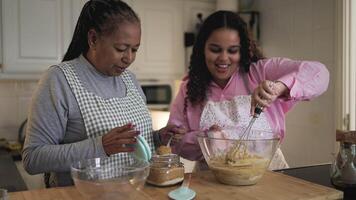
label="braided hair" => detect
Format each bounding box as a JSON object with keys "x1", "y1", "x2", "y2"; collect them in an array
[
  {"x1": 62, "y1": 0, "x2": 139, "y2": 61},
  {"x1": 184, "y1": 10, "x2": 264, "y2": 112}
]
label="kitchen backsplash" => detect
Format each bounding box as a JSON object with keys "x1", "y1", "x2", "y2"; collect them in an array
[{"x1": 0, "y1": 80, "x2": 38, "y2": 141}]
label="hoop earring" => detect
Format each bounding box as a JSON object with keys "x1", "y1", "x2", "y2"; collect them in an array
[{"x1": 90, "y1": 42, "x2": 96, "y2": 50}]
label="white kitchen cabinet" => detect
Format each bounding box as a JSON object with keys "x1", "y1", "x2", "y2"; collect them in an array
[
  {"x1": 130, "y1": 0, "x2": 185, "y2": 80},
  {"x1": 0, "y1": 0, "x2": 193, "y2": 80},
  {"x1": 1, "y1": 0, "x2": 83, "y2": 74}
]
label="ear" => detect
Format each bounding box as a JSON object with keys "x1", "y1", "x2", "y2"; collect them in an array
[{"x1": 87, "y1": 29, "x2": 98, "y2": 49}]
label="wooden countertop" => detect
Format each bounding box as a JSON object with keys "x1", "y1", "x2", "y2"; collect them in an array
[{"x1": 9, "y1": 171, "x2": 343, "y2": 200}]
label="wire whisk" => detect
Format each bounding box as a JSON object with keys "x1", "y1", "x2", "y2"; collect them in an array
[{"x1": 226, "y1": 105, "x2": 263, "y2": 162}]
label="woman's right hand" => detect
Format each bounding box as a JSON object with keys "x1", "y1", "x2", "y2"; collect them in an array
[
  {"x1": 102, "y1": 123, "x2": 140, "y2": 156},
  {"x1": 251, "y1": 80, "x2": 288, "y2": 115},
  {"x1": 158, "y1": 124, "x2": 187, "y2": 145}
]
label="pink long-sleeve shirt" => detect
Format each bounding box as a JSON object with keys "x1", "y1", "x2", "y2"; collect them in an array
[{"x1": 168, "y1": 57, "x2": 329, "y2": 161}]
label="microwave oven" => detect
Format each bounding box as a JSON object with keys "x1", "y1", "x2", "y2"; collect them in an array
[{"x1": 140, "y1": 80, "x2": 174, "y2": 111}]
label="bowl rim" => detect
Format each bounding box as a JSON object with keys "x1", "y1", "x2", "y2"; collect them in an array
[
  {"x1": 70, "y1": 157, "x2": 150, "y2": 173},
  {"x1": 196, "y1": 130, "x2": 280, "y2": 142}
]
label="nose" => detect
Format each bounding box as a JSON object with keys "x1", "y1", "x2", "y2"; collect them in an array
[
  {"x1": 122, "y1": 49, "x2": 134, "y2": 64},
  {"x1": 217, "y1": 51, "x2": 229, "y2": 61}
]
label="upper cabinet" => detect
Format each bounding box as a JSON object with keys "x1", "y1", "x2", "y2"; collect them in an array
[
  {"x1": 0, "y1": 0, "x2": 214, "y2": 80},
  {"x1": 1, "y1": 0, "x2": 84, "y2": 74},
  {"x1": 130, "y1": 0, "x2": 185, "y2": 79}
]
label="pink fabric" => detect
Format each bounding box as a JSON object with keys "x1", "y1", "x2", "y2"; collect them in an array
[{"x1": 168, "y1": 57, "x2": 329, "y2": 161}]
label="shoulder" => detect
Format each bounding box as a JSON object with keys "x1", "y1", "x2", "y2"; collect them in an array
[
  {"x1": 251, "y1": 57, "x2": 327, "y2": 69},
  {"x1": 41, "y1": 65, "x2": 67, "y2": 83},
  {"x1": 250, "y1": 57, "x2": 284, "y2": 69},
  {"x1": 37, "y1": 64, "x2": 72, "y2": 95}
]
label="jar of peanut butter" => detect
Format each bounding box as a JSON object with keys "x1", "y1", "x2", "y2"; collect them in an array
[{"x1": 146, "y1": 154, "x2": 184, "y2": 186}]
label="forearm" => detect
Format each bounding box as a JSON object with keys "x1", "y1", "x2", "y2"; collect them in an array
[
  {"x1": 22, "y1": 136, "x2": 106, "y2": 174},
  {"x1": 265, "y1": 58, "x2": 330, "y2": 100},
  {"x1": 273, "y1": 81, "x2": 289, "y2": 98}
]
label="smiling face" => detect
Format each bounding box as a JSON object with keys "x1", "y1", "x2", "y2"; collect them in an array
[
  {"x1": 86, "y1": 22, "x2": 141, "y2": 76},
  {"x1": 204, "y1": 28, "x2": 241, "y2": 87}
]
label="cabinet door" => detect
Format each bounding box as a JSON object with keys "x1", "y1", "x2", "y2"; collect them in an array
[
  {"x1": 131, "y1": 0, "x2": 185, "y2": 80},
  {"x1": 1, "y1": 0, "x2": 73, "y2": 73}
]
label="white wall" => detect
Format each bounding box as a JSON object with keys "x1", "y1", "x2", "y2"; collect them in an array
[
  {"x1": 257, "y1": 0, "x2": 336, "y2": 167},
  {"x1": 0, "y1": 80, "x2": 37, "y2": 140}
]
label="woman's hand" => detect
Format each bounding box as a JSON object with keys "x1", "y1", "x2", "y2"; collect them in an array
[
  {"x1": 102, "y1": 123, "x2": 139, "y2": 156},
  {"x1": 207, "y1": 125, "x2": 227, "y2": 138},
  {"x1": 158, "y1": 124, "x2": 187, "y2": 145},
  {"x1": 251, "y1": 80, "x2": 288, "y2": 115}
]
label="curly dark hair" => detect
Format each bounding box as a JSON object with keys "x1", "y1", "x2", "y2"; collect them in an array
[
  {"x1": 184, "y1": 10, "x2": 264, "y2": 112},
  {"x1": 62, "y1": 0, "x2": 140, "y2": 61}
]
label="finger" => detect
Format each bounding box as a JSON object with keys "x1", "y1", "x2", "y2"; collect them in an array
[
  {"x1": 158, "y1": 124, "x2": 175, "y2": 135},
  {"x1": 102, "y1": 130, "x2": 139, "y2": 146},
  {"x1": 111, "y1": 123, "x2": 136, "y2": 133},
  {"x1": 105, "y1": 130, "x2": 139, "y2": 141},
  {"x1": 173, "y1": 134, "x2": 183, "y2": 140},
  {"x1": 209, "y1": 125, "x2": 221, "y2": 131},
  {"x1": 172, "y1": 126, "x2": 187, "y2": 134},
  {"x1": 172, "y1": 137, "x2": 181, "y2": 143},
  {"x1": 251, "y1": 92, "x2": 259, "y2": 115},
  {"x1": 105, "y1": 145, "x2": 135, "y2": 155},
  {"x1": 258, "y1": 89, "x2": 273, "y2": 102},
  {"x1": 109, "y1": 130, "x2": 139, "y2": 142},
  {"x1": 262, "y1": 81, "x2": 275, "y2": 95},
  {"x1": 257, "y1": 99, "x2": 269, "y2": 107},
  {"x1": 104, "y1": 124, "x2": 136, "y2": 141},
  {"x1": 103, "y1": 137, "x2": 137, "y2": 146},
  {"x1": 254, "y1": 92, "x2": 269, "y2": 108}
]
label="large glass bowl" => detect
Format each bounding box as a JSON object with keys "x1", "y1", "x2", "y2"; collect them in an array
[
  {"x1": 197, "y1": 129, "x2": 280, "y2": 186},
  {"x1": 71, "y1": 157, "x2": 150, "y2": 200}
]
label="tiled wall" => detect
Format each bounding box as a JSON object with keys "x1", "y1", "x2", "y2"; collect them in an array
[
  {"x1": 0, "y1": 80, "x2": 38, "y2": 141},
  {"x1": 257, "y1": 0, "x2": 336, "y2": 167}
]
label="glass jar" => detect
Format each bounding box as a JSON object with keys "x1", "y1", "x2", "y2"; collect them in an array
[
  {"x1": 146, "y1": 154, "x2": 184, "y2": 186},
  {"x1": 331, "y1": 142, "x2": 356, "y2": 188}
]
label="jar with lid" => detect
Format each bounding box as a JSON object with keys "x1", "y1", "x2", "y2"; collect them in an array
[
  {"x1": 146, "y1": 154, "x2": 184, "y2": 186},
  {"x1": 331, "y1": 130, "x2": 356, "y2": 189}
]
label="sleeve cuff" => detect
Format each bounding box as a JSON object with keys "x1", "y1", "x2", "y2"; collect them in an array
[
  {"x1": 276, "y1": 76, "x2": 297, "y2": 100},
  {"x1": 96, "y1": 136, "x2": 109, "y2": 158}
]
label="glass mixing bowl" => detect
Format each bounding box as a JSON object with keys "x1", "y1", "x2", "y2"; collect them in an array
[
  {"x1": 197, "y1": 129, "x2": 280, "y2": 186},
  {"x1": 71, "y1": 157, "x2": 150, "y2": 200}
]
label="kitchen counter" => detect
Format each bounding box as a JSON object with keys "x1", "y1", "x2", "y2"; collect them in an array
[
  {"x1": 275, "y1": 163, "x2": 356, "y2": 200},
  {"x1": 9, "y1": 170, "x2": 342, "y2": 200}
]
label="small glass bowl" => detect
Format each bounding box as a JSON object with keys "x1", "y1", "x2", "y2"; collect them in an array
[{"x1": 71, "y1": 157, "x2": 150, "y2": 199}]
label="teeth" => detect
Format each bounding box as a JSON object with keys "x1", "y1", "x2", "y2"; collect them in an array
[{"x1": 217, "y1": 64, "x2": 229, "y2": 68}]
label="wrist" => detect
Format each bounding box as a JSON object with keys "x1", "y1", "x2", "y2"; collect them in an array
[{"x1": 274, "y1": 81, "x2": 289, "y2": 97}]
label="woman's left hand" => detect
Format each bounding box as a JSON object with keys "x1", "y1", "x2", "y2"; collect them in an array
[{"x1": 251, "y1": 80, "x2": 288, "y2": 115}]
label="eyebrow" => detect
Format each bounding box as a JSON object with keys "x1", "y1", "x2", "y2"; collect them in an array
[
  {"x1": 208, "y1": 44, "x2": 241, "y2": 48},
  {"x1": 114, "y1": 43, "x2": 140, "y2": 48}
]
